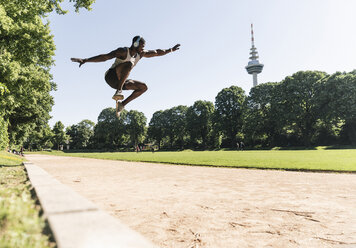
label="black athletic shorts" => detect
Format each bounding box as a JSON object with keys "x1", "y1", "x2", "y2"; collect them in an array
[{"x1": 104, "y1": 68, "x2": 128, "y2": 90}]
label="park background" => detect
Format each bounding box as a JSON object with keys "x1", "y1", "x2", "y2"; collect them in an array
[{"x1": 1, "y1": 1, "x2": 356, "y2": 247}]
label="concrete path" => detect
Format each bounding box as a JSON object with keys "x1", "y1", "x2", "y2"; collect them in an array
[
  {"x1": 24, "y1": 162, "x2": 156, "y2": 248},
  {"x1": 26, "y1": 154, "x2": 356, "y2": 248}
]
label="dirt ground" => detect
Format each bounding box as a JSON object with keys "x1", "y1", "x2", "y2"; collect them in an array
[{"x1": 26, "y1": 154, "x2": 356, "y2": 248}]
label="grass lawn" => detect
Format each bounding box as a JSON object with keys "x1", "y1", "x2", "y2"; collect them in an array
[
  {"x1": 33, "y1": 148, "x2": 356, "y2": 172},
  {"x1": 0, "y1": 151, "x2": 54, "y2": 248}
]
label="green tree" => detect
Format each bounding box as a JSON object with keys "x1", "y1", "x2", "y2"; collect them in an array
[
  {"x1": 147, "y1": 110, "x2": 165, "y2": 149},
  {"x1": 279, "y1": 71, "x2": 327, "y2": 146},
  {"x1": 244, "y1": 82, "x2": 284, "y2": 147},
  {"x1": 186, "y1": 100, "x2": 214, "y2": 148},
  {"x1": 148, "y1": 107, "x2": 187, "y2": 149},
  {"x1": 0, "y1": 0, "x2": 95, "y2": 146},
  {"x1": 150, "y1": 109, "x2": 172, "y2": 148},
  {"x1": 320, "y1": 71, "x2": 356, "y2": 144},
  {"x1": 161, "y1": 109, "x2": 174, "y2": 148},
  {"x1": 24, "y1": 123, "x2": 54, "y2": 150},
  {"x1": 66, "y1": 119, "x2": 95, "y2": 149},
  {"x1": 92, "y1": 108, "x2": 128, "y2": 149},
  {"x1": 125, "y1": 110, "x2": 147, "y2": 147},
  {"x1": 167, "y1": 105, "x2": 188, "y2": 149},
  {"x1": 214, "y1": 86, "x2": 246, "y2": 148},
  {"x1": 52, "y1": 121, "x2": 69, "y2": 150}
]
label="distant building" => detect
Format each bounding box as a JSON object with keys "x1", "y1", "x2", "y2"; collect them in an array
[{"x1": 245, "y1": 24, "x2": 264, "y2": 87}]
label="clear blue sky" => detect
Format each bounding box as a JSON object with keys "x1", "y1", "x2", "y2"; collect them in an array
[{"x1": 48, "y1": 0, "x2": 356, "y2": 127}]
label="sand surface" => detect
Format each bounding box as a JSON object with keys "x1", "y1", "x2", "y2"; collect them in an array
[{"x1": 26, "y1": 154, "x2": 356, "y2": 248}]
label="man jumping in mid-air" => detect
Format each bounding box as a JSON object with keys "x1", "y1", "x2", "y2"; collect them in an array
[{"x1": 71, "y1": 36, "x2": 180, "y2": 117}]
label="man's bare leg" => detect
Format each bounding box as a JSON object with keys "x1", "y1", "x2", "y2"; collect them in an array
[
  {"x1": 115, "y1": 80, "x2": 147, "y2": 118},
  {"x1": 113, "y1": 62, "x2": 132, "y2": 101},
  {"x1": 122, "y1": 80, "x2": 148, "y2": 106}
]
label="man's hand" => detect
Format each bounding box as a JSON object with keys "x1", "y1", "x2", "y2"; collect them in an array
[
  {"x1": 172, "y1": 44, "x2": 180, "y2": 52},
  {"x1": 71, "y1": 58, "x2": 86, "y2": 67}
]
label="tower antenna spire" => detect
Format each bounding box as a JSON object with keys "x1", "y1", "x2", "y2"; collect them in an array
[{"x1": 251, "y1": 23, "x2": 255, "y2": 47}]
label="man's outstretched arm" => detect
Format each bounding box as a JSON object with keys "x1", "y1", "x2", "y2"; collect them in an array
[
  {"x1": 71, "y1": 48, "x2": 125, "y2": 67},
  {"x1": 142, "y1": 44, "x2": 180, "y2": 58}
]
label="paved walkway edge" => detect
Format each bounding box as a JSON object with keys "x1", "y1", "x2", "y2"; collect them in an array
[{"x1": 24, "y1": 162, "x2": 157, "y2": 248}]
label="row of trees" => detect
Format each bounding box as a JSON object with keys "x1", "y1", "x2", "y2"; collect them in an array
[
  {"x1": 24, "y1": 108, "x2": 147, "y2": 150},
  {"x1": 23, "y1": 70, "x2": 356, "y2": 151},
  {"x1": 245, "y1": 70, "x2": 356, "y2": 147},
  {"x1": 148, "y1": 70, "x2": 356, "y2": 149},
  {"x1": 0, "y1": 0, "x2": 95, "y2": 150}
]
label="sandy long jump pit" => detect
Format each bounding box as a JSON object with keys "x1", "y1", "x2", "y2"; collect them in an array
[{"x1": 26, "y1": 154, "x2": 355, "y2": 248}]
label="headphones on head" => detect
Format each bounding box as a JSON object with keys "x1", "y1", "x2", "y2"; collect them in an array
[{"x1": 133, "y1": 36, "x2": 141, "y2": 48}]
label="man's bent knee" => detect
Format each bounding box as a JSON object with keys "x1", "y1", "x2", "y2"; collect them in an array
[{"x1": 140, "y1": 83, "x2": 148, "y2": 92}]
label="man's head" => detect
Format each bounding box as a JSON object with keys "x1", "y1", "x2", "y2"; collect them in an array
[{"x1": 132, "y1": 36, "x2": 145, "y2": 52}]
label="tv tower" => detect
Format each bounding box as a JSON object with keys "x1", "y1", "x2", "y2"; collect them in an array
[{"x1": 245, "y1": 24, "x2": 264, "y2": 87}]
